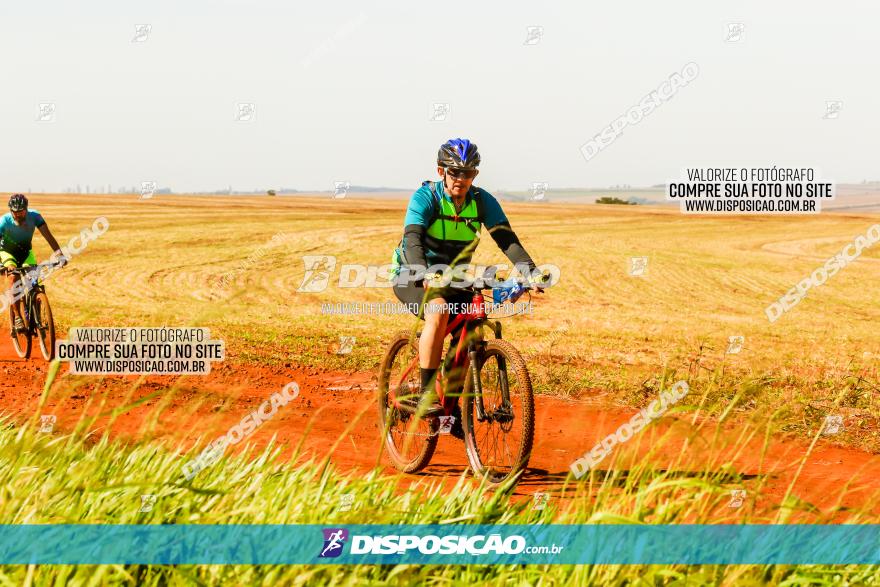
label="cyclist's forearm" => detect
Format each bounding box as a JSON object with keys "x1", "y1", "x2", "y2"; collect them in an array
[
  {"x1": 403, "y1": 224, "x2": 428, "y2": 268},
  {"x1": 487, "y1": 222, "x2": 537, "y2": 273},
  {"x1": 38, "y1": 225, "x2": 63, "y2": 254}
]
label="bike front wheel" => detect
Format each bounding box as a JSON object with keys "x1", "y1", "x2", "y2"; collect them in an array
[
  {"x1": 462, "y1": 339, "x2": 535, "y2": 486},
  {"x1": 377, "y1": 330, "x2": 439, "y2": 473},
  {"x1": 9, "y1": 301, "x2": 31, "y2": 359},
  {"x1": 34, "y1": 292, "x2": 55, "y2": 361}
]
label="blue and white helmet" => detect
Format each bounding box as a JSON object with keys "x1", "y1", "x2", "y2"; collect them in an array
[
  {"x1": 8, "y1": 194, "x2": 27, "y2": 212},
  {"x1": 437, "y1": 138, "x2": 480, "y2": 170}
]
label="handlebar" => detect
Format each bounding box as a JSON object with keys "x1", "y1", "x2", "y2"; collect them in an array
[
  {"x1": 424, "y1": 271, "x2": 551, "y2": 292},
  {"x1": 423, "y1": 272, "x2": 551, "y2": 307},
  {"x1": 1, "y1": 260, "x2": 66, "y2": 276}
]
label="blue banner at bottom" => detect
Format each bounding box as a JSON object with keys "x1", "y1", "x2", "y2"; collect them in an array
[{"x1": 0, "y1": 524, "x2": 878, "y2": 565}]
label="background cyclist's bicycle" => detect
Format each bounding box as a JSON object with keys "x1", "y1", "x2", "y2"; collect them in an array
[{"x1": 4, "y1": 262, "x2": 62, "y2": 361}]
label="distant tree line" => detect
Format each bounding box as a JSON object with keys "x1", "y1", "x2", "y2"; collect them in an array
[{"x1": 595, "y1": 196, "x2": 638, "y2": 205}]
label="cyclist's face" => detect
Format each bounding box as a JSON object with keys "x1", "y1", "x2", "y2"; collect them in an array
[
  {"x1": 438, "y1": 167, "x2": 477, "y2": 199},
  {"x1": 11, "y1": 209, "x2": 27, "y2": 224}
]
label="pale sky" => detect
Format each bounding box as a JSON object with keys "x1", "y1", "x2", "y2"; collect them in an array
[{"x1": 0, "y1": 1, "x2": 877, "y2": 193}]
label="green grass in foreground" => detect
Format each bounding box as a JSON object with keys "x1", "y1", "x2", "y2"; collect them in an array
[{"x1": 0, "y1": 369, "x2": 878, "y2": 584}]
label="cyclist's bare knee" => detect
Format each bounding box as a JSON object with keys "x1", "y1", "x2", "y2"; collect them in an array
[{"x1": 423, "y1": 296, "x2": 449, "y2": 325}]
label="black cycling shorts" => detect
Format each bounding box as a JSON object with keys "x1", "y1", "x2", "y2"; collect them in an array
[{"x1": 392, "y1": 277, "x2": 474, "y2": 324}]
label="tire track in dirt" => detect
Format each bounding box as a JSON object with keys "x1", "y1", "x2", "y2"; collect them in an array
[{"x1": 760, "y1": 235, "x2": 880, "y2": 265}]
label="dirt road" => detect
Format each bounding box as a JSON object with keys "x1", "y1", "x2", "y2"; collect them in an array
[{"x1": 2, "y1": 337, "x2": 878, "y2": 520}]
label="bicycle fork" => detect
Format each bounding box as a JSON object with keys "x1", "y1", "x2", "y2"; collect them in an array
[
  {"x1": 470, "y1": 341, "x2": 513, "y2": 423},
  {"x1": 13, "y1": 297, "x2": 30, "y2": 334}
]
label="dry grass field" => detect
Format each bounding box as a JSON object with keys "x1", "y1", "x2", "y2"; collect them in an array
[{"x1": 25, "y1": 194, "x2": 880, "y2": 447}]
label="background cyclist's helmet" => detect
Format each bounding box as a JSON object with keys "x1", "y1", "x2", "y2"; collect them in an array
[
  {"x1": 437, "y1": 138, "x2": 480, "y2": 170},
  {"x1": 8, "y1": 194, "x2": 28, "y2": 212}
]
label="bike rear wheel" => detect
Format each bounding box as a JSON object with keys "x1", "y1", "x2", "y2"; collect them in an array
[
  {"x1": 377, "y1": 330, "x2": 438, "y2": 473},
  {"x1": 9, "y1": 300, "x2": 31, "y2": 359},
  {"x1": 462, "y1": 339, "x2": 535, "y2": 486},
  {"x1": 34, "y1": 291, "x2": 55, "y2": 361}
]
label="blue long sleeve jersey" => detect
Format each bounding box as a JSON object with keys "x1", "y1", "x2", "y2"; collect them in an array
[{"x1": 401, "y1": 182, "x2": 537, "y2": 273}]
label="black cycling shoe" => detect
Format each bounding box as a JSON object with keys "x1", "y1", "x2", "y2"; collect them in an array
[
  {"x1": 397, "y1": 381, "x2": 442, "y2": 417},
  {"x1": 416, "y1": 395, "x2": 446, "y2": 418},
  {"x1": 449, "y1": 404, "x2": 465, "y2": 440},
  {"x1": 395, "y1": 384, "x2": 445, "y2": 417}
]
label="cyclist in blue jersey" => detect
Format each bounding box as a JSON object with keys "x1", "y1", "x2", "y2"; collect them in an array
[
  {"x1": 389, "y1": 138, "x2": 547, "y2": 438},
  {"x1": 1, "y1": 194, "x2": 67, "y2": 332}
]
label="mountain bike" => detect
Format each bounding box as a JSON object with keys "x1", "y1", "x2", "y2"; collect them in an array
[
  {"x1": 4, "y1": 261, "x2": 62, "y2": 360},
  {"x1": 378, "y1": 270, "x2": 548, "y2": 487}
]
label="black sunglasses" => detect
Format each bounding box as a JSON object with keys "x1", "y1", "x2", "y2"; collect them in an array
[{"x1": 445, "y1": 168, "x2": 478, "y2": 180}]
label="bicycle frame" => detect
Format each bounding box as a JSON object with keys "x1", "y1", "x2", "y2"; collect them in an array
[
  {"x1": 7, "y1": 266, "x2": 49, "y2": 333},
  {"x1": 390, "y1": 289, "x2": 508, "y2": 421}
]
